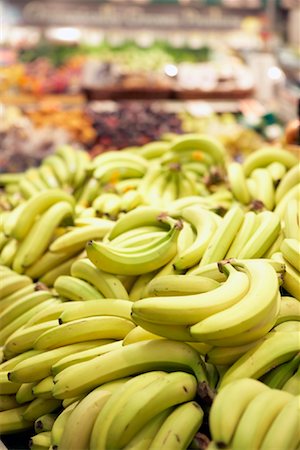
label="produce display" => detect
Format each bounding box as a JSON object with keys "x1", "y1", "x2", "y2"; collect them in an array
[{"x1": 0, "y1": 134, "x2": 299, "y2": 450}]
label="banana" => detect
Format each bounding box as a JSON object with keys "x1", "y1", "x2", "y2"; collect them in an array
[
  {"x1": 0, "y1": 238, "x2": 18, "y2": 267},
  {"x1": 13, "y1": 201, "x2": 74, "y2": 272},
  {"x1": 16, "y1": 382, "x2": 37, "y2": 404},
  {"x1": 173, "y1": 206, "x2": 217, "y2": 271},
  {"x1": 91, "y1": 150, "x2": 148, "y2": 172},
  {"x1": 0, "y1": 395, "x2": 19, "y2": 412},
  {"x1": 149, "y1": 401, "x2": 203, "y2": 450},
  {"x1": 0, "y1": 349, "x2": 42, "y2": 371},
  {"x1": 131, "y1": 313, "x2": 195, "y2": 342},
  {"x1": 8, "y1": 341, "x2": 105, "y2": 383},
  {"x1": 275, "y1": 162, "x2": 300, "y2": 204},
  {"x1": 29, "y1": 430, "x2": 51, "y2": 449},
  {"x1": 70, "y1": 258, "x2": 129, "y2": 299},
  {"x1": 243, "y1": 146, "x2": 298, "y2": 177},
  {"x1": 132, "y1": 262, "x2": 250, "y2": 325},
  {"x1": 123, "y1": 326, "x2": 162, "y2": 346},
  {"x1": 11, "y1": 189, "x2": 75, "y2": 241},
  {"x1": 274, "y1": 183, "x2": 300, "y2": 218},
  {"x1": 0, "y1": 289, "x2": 53, "y2": 330},
  {"x1": 261, "y1": 353, "x2": 300, "y2": 389},
  {"x1": 281, "y1": 238, "x2": 300, "y2": 272},
  {"x1": 55, "y1": 145, "x2": 79, "y2": 183},
  {"x1": 145, "y1": 274, "x2": 220, "y2": 297},
  {"x1": 139, "y1": 141, "x2": 170, "y2": 159},
  {"x1": 187, "y1": 261, "x2": 227, "y2": 282},
  {"x1": 73, "y1": 149, "x2": 90, "y2": 189},
  {"x1": 169, "y1": 134, "x2": 225, "y2": 166},
  {"x1": 199, "y1": 204, "x2": 244, "y2": 266},
  {"x1": 0, "y1": 371, "x2": 21, "y2": 394},
  {"x1": 267, "y1": 161, "x2": 287, "y2": 183},
  {"x1": 19, "y1": 177, "x2": 39, "y2": 199},
  {"x1": 2, "y1": 202, "x2": 27, "y2": 238},
  {"x1": 108, "y1": 226, "x2": 164, "y2": 247},
  {"x1": 86, "y1": 220, "x2": 182, "y2": 276},
  {"x1": 39, "y1": 165, "x2": 60, "y2": 189},
  {"x1": 232, "y1": 388, "x2": 293, "y2": 450},
  {"x1": 76, "y1": 177, "x2": 101, "y2": 207},
  {"x1": 25, "y1": 248, "x2": 82, "y2": 280},
  {"x1": 190, "y1": 260, "x2": 279, "y2": 341},
  {"x1": 58, "y1": 299, "x2": 132, "y2": 323},
  {"x1": 52, "y1": 340, "x2": 208, "y2": 399},
  {"x1": 115, "y1": 177, "x2": 141, "y2": 194},
  {"x1": 42, "y1": 154, "x2": 70, "y2": 185},
  {"x1": 25, "y1": 168, "x2": 49, "y2": 191},
  {"x1": 0, "y1": 298, "x2": 57, "y2": 346},
  {"x1": 0, "y1": 273, "x2": 32, "y2": 298},
  {"x1": 276, "y1": 295, "x2": 300, "y2": 324},
  {"x1": 54, "y1": 275, "x2": 104, "y2": 301},
  {"x1": 23, "y1": 397, "x2": 61, "y2": 422},
  {"x1": 50, "y1": 402, "x2": 78, "y2": 449},
  {"x1": 34, "y1": 413, "x2": 57, "y2": 433},
  {"x1": 3, "y1": 320, "x2": 58, "y2": 357},
  {"x1": 123, "y1": 408, "x2": 173, "y2": 450},
  {"x1": 120, "y1": 189, "x2": 143, "y2": 212},
  {"x1": 209, "y1": 378, "x2": 269, "y2": 446},
  {"x1": 282, "y1": 364, "x2": 300, "y2": 395},
  {"x1": 227, "y1": 161, "x2": 251, "y2": 204},
  {"x1": 93, "y1": 159, "x2": 147, "y2": 183},
  {"x1": 49, "y1": 221, "x2": 113, "y2": 253},
  {"x1": 250, "y1": 167, "x2": 275, "y2": 210},
  {"x1": 129, "y1": 271, "x2": 158, "y2": 301},
  {"x1": 108, "y1": 206, "x2": 170, "y2": 240},
  {"x1": 38, "y1": 254, "x2": 80, "y2": 287},
  {"x1": 260, "y1": 395, "x2": 300, "y2": 450},
  {"x1": 205, "y1": 341, "x2": 261, "y2": 366},
  {"x1": 25, "y1": 301, "x2": 77, "y2": 327},
  {"x1": 106, "y1": 371, "x2": 198, "y2": 449},
  {"x1": 219, "y1": 322, "x2": 300, "y2": 387},
  {"x1": 58, "y1": 379, "x2": 128, "y2": 450},
  {"x1": 32, "y1": 376, "x2": 54, "y2": 399},
  {"x1": 89, "y1": 371, "x2": 167, "y2": 450},
  {"x1": 34, "y1": 316, "x2": 135, "y2": 350},
  {"x1": 272, "y1": 252, "x2": 300, "y2": 300},
  {"x1": 51, "y1": 341, "x2": 122, "y2": 375},
  {"x1": 0, "y1": 405, "x2": 32, "y2": 434},
  {"x1": 237, "y1": 210, "x2": 281, "y2": 258},
  {"x1": 226, "y1": 211, "x2": 258, "y2": 258},
  {"x1": 283, "y1": 197, "x2": 300, "y2": 239},
  {"x1": 263, "y1": 230, "x2": 284, "y2": 258}
]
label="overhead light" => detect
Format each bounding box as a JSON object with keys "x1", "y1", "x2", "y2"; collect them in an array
[
  {"x1": 267, "y1": 66, "x2": 284, "y2": 81},
  {"x1": 164, "y1": 64, "x2": 178, "y2": 77},
  {"x1": 46, "y1": 27, "x2": 81, "y2": 43}
]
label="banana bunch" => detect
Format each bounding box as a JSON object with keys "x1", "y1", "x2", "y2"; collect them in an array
[{"x1": 209, "y1": 377, "x2": 299, "y2": 450}]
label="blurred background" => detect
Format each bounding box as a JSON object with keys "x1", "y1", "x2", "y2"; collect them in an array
[{"x1": 1, "y1": 0, "x2": 299, "y2": 172}]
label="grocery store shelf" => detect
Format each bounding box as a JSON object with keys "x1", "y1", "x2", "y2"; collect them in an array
[{"x1": 0, "y1": 93, "x2": 85, "y2": 106}]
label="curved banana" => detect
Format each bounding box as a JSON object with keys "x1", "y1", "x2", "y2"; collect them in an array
[
  {"x1": 190, "y1": 260, "x2": 279, "y2": 341},
  {"x1": 243, "y1": 147, "x2": 298, "y2": 177},
  {"x1": 15, "y1": 382, "x2": 36, "y2": 404},
  {"x1": 86, "y1": 221, "x2": 182, "y2": 276},
  {"x1": 49, "y1": 221, "x2": 113, "y2": 253},
  {"x1": 33, "y1": 316, "x2": 135, "y2": 350},
  {"x1": 11, "y1": 189, "x2": 75, "y2": 241},
  {"x1": 122, "y1": 326, "x2": 162, "y2": 346},
  {"x1": 199, "y1": 204, "x2": 244, "y2": 266},
  {"x1": 58, "y1": 299, "x2": 132, "y2": 323},
  {"x1": 0, "y1": 395, "x2": 19, "y2": 412},
  {"x1": 70, "y1": 258, "x2": 129, "y2": 299},
  {"x1": 51, "y1": 341, "x2": 122, "y2": 375},
  {"x1": 272, "y1": 252, "x2": 300, "y2": 300},
  {"x1": 42, "y1": 154, "x2": 70, "y2": 185},
  {"x1": 8, "y1": 341, "x2": 105, "y2": 383},
  {"x1": 55, "y1": 145, "x2": 79, "y2": 183},
  {"x1": 227, "y1": 161, "x2": 251, "y2": 204},
  {"x1": 205, "y1": 340, "x2": 261, "y2": 366},
  {"x1": 76, "y1": 177, "x2": 100, "y2": 207},
  {"x1": 282, "y1": 365, "x2": 300, "y2": 395},
  {"x1": 261, "y1": 353, "x2": 300, "y2": 389},
  {"x1": 267, "y1": 161, "x2": 287, "y2": 183},
  {"x1": 50, "y1": 401, "x2": 77, "y2": 449},
  {"x1": 274, "y1": 183, "x2": 300, "y2": 219},
  {"x1": 13, "y1": 201, "x2": 74, "y2": 272},
  {"x1": 281, "y1": 238, "x2": 300, "y2": 272},
  {"x1": 132, "y1": 263, "x2": 250, "y2": 325},
  {"x1": 173, "y1": 206, "x2": 217, "y2": 271},
  {"x1": 52, "y1": 340, "x2": 208, "y2": 399},
  {"x1": 220, "y1": 321, "x2": 300, "y2": 387},
  {"x1": 39, "y1": 254, "x2": 80, "y2": 287},
  {"x1": 54, "y1": 275, "x2": 104, "y2": 301},
  {"x1": 29, "y1": 430, "x2": 51, "y2": 448},
  {"x1": 237, "y1": 210, "x2": 280, "y2": 259},
  {"x1": 106, "y1": 371, "x2": 198, "y2": 449},
  {"x1": 34, "y1": 413, "x2": 57, "y2": 433},
  {"x1": 145, "y1": 274, "x2": 220, "y2": 297},
  {"x1": 23, "y1": 397, "x2": 61, "y2": 422},
  {"x1": 209, "y1": 378, "x2": 268, "y2": 446},
  {"x1": 0, "y1": 405, "x2": 32, "y2": 434},
  {"x1": 226, "y1": 211, "x2": 258, "y2": 258},
  {"x1": 260, "y1": 395, "x2": 300, "y2": 450},
  {"x1": 39, "y1": 165, "x2": 60, "y2": 189},
  {"x1": 131, "y1": 313, "x2": 195, "y2": 342},
  {"x1": 25, "y1": 248, "x2": 81, "y2": 280},
  {"x1": 232, "y1": 388, "x2": 293, "y2": 450},
  {"x1": 0, "y1": 273, "x2": 32, "y2": 298},
  {"x1": 283, "y1": 197, "x2": 300, "y2": 239},
  {"x1": 250, "y1": 167, "x2": 275, "y2": 210},
  {"x1": 89, "y1": 371, "x2": 167, "y2": 450},
  {"x1": 149, "y1": 401, "x2": 203, "y2": 450},
  {"x1": 169, "y1": 134, "x2": 226, "y2": 166},
  {"x1": 129, "y1": 271, "x2": 157, "y2": 301},
  {"x1": 32, "y1": 375, "x2": 55, "y2": 399},
  {"x1": 276, "y1": 295, "x2": 300, "y2": 325},
  {"x1": 275, "y1": 162, "x2": 300, "y2": 204}
]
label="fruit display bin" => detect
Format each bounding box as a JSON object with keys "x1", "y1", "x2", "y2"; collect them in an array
[{"x1": 0, "y1": 131, "x2": 299, "y2": 450}]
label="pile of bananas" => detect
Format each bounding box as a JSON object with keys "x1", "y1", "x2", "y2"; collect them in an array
[{"x1": 0, "y1": 133, "x2": 299, "y2": 450}]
